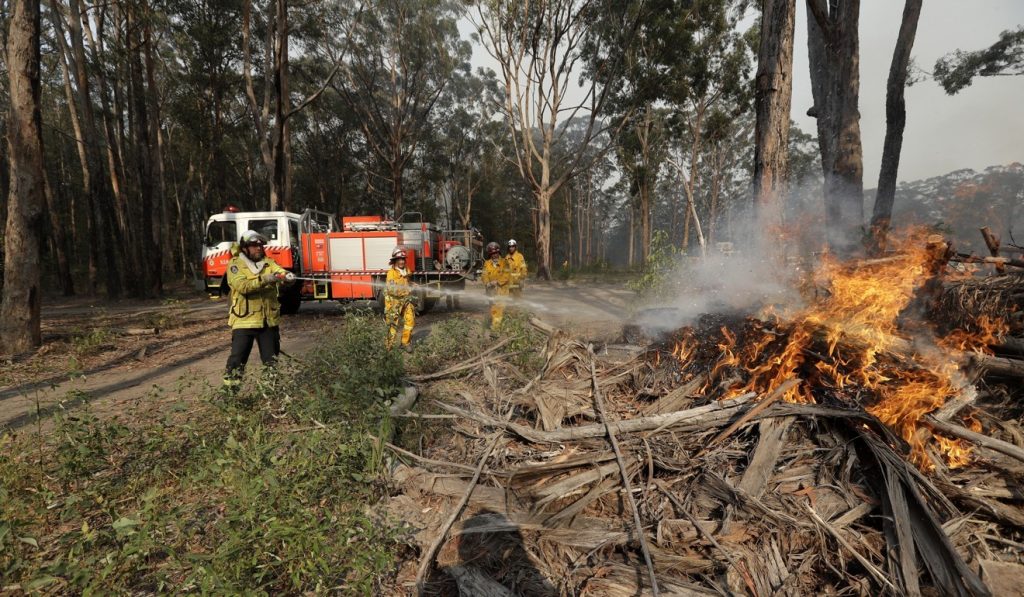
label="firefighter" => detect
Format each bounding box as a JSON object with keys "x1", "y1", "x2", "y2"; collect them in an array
[
  {"x1": 385, "y1": 248, "x2": 416, "y2": 351},
  {"x1": 482, "y1": 241, "x2": 510, "y2": 330},
  {"x1": 223, "y1": 230, "x2": 295, "y2": 392},
  {"x1": 506, "y1": 239, "x2": 527, "y2": 298}
]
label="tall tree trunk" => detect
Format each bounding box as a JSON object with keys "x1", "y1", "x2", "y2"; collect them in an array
[
  {"x1": 128, "y1": 5, "x2": 155, "y2": 297},
  {"x1": 752, "y1": 0, "x2": 796, "y2": 248},
  {"x1": 637, "y1": 106, "x2": 654, "y2": 263},
  {"x1": 565, "y1": 187, "x2": 573, "y2": 269},
  {"x1": 42, "y1": 174, "x2": 74, "y2": 295},
  {"x1": 242, "y1": 0, "x2": 278, "y2": 210},
  {"x1": 2, "y1": 0, "x2": 45, "y2": 352},
  {"x1": 628, "y1": 204, "x2": 636, "y2": 267},
  {"x1": 535, "y1": 142, "x2": 553, "y2": 279},
  {"x1": 806, "y1": 0, "x2": 864, "y2": 255},
  {"x1": 85, "y1": 2, "x2": 126, "y2": 296},
  {"x1": 45, "y1": 2, "x2": 81, "y2": 296},
  {"x1": 143, "y1": 10, "x2": 165, "y2": 292},
  {"x1": 53, "y1": 0, "x2": 103, "y2": 294},
  {"x1": 536, "y1": 188, "x2": 552, "y2": 279},
  {"x1": 708, "y1": 144, "x2": 724, "y2": 245},
  {"x1": 682, "y1": 104, "x2": 705, "y2": 251},
  {"x1": 869, "y1": 0, "x2": 922, "y2": 253},
  {"x1": 271, "y1": 0, "x2": 290, "y2": 211},
  {"x1": 392, "y1": 161, "x2": 404, "y2": 216}
]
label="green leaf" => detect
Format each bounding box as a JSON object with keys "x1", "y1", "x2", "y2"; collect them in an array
[
  {"x1": 26, "y1": 576, "x2": 59, "y2": 590},
  {"x1": 112, "y1": 517, "x2": 141, "y2": 531},
  {"x1": 18, "y1": 536, "x2": 39, "y2": 548}
]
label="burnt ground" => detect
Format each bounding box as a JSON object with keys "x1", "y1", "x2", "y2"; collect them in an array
[{"x1": 0, "y1": 279, "x2": 634, "y2": 433}]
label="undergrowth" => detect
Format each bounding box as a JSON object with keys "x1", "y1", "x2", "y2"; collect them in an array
[
  {"x1": 627, "y1": 230, "x2": 682, "y2": 299},
  {"x1": 0, "y1": 315, "x2": 402, "y2": 595},
  {"x1": 1, "y1": 309, "x2": 553, "y2": 594},
  {"x1": 405, "y1": 311, "x2": 545, "y2": 376}
]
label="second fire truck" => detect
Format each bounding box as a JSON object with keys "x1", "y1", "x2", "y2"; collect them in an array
[{"x1": 201, "y1": 207, "x2": 483, "y2": 314}]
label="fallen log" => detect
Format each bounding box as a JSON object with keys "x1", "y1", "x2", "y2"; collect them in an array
[
  {"x1": 924, "y1": 414, "x2": 1024, "y2": 464},
  {"x1": 951, "y1": 253, "x2": 1024, "y2": 269},
  {"x1": 390, "y1": 384, "x2": 420, "y2": 416},
  {"x1": 994, "y1": 337, "x2": 1024, "y2": 356},
  {"x1": 807, "y1": 323, "x2": 1024, "y2": 379},
  {"x1": 436, "y1": 393, "x2": 756, "y2": 444},
  {"x1": 967, "y1": 352, "x2": 1024, "y2": 378}
]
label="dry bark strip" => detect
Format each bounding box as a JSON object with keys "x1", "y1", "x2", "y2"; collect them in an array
[
  {"x1": 446, "y1": 566, "x2": 515, "y2": 597},
  {"x1": 587, "y1": 345, "x2": 660, "y2": 596},
  {"x1": 737, "y1": 416, "x2": 796, "y2": 499}
]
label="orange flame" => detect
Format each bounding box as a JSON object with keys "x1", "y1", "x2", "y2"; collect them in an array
[
  {"x1": 938, "y1": 315, "x2": 1009, "y2": 354},
  {"x1": 703, "y1": 231, "x2": 995, "y2": 469}
]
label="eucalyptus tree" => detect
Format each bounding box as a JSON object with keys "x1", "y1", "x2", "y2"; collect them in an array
[
  {"x1": 333, "y1": 0, "x2": 469, "y2": 216},
  {"x1": 2, "y1": 0, "x2": 46, "y2": 351}
]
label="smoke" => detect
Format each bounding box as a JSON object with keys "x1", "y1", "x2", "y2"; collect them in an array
[{"x1": 632, "y1": 204, "x2": 819, "y2": 337}]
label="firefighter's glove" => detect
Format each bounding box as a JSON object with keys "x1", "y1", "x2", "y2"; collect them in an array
[{"x1": 261, "y1": 272, "x2": 280, "y2": 284}]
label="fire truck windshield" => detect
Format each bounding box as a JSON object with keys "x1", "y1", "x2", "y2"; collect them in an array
[
  {"x1": 206, "y1": 221, "x2": 236, "y2": 246},
  {"x1": 249, "y1": 219, "x2": 279, "y2": 242}
]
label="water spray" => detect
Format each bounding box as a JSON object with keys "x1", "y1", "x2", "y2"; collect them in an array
[{"x1": 275, "y1": 274, "x2": 620, "y2": 321}]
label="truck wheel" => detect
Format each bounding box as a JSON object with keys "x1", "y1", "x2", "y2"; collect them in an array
[
  {"x1": 280, "y1": 285, "x2": 302, "y2": 315},
  {"x1": 374, "y1": 291, "x2": 386, "y2": 314}
]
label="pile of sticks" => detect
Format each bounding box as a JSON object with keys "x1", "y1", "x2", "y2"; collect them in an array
[{"x1": 387, "y1": 283, "x2": 1024, "y2": 596}]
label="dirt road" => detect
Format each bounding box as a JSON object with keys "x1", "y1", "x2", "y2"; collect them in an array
[{"x1": 0, "y1": 281, "x2": 634, "y2": 432}]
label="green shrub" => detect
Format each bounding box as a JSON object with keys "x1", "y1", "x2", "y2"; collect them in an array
[
  {"x1": 70, "y1": 328, "x2": 116, "y2": 357},
  {"x1": 405, "y1": 315, "x2": 488, "y2": 374},
  {"x1": 0, "y1": 316, "x2": 400, "y2": 595},
  {"x1": 627, "y1": 230, "x2": 681, "y2": 299}
]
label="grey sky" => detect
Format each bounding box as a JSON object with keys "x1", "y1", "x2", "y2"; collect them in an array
[
  {"x1": 792, "y1": 0, "x2": 1024, "y2": 183},
  {"x1": 464, "y1": 2, "x2": 1024, "y2": 183}
]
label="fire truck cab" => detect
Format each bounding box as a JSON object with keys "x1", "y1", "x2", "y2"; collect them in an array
[
  {"x1": 201, "y1": 207, "x2": 481, "y2": 315},
  {"x1": 202, "y1": 208, "x2": 308, "y2": 313}
]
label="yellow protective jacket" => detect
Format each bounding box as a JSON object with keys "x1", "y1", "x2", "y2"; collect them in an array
[
  {"x1": 226, "y1": 254, "x2": 288, "y2": 329},
  {"x1": 506, "y1": 251, "x2": 527, "y2": 285},
  {"x1": 385, "y1": 266, "x2": 412, "y2": 301},
  {"x1": 482, "y1": 257, "x2": 510, "y2": 295}
]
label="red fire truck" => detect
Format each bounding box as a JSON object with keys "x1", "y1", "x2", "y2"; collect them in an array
[{"x1": 201, "y1": 207, "x2": 482, "y2": 314}]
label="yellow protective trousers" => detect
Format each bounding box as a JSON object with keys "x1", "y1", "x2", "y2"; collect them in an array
[
  {"x1": 385, "y1": 298, "x2": 415, "y2": 347},
  {"x1": 489, "y1": 292, "x2": 509, "y2": 330},
  {"x1": 490, "y1": 302, "x2": 505, "y2": 330}
]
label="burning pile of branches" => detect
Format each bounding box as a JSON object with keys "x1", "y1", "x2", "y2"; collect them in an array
[{"x1": 385, "y1": 233, "x2": 1024, "y2": 596}]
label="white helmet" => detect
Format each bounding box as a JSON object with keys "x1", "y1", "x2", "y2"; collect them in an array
[
  {"x1": 239, "y1": 230, "x2": 268, "y2": 247},
  {"x1": 507, "y1": 239, "x2": 517, "y2": 247},
  {"x1": 390, "y1": 248, "x2": 407, "y2": 262}
]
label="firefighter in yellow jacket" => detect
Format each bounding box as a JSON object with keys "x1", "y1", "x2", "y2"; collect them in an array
[
  {"x1": 482, "y1": 242, "x2": 510, "y2": 330},
  {"x1": 385, "y1": 248, "x2": 415, "y2": 350},
  {"x1": 223, "y1": 230, "x2": 295, "y2": 390},
  {"x1": 505, "y1": 239, "x2": 527, "y2": 297}
]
